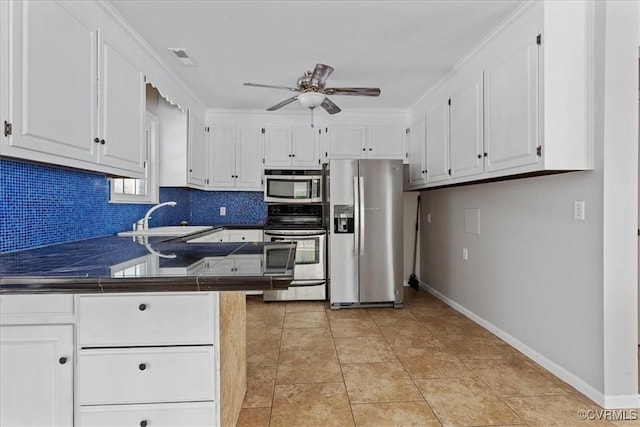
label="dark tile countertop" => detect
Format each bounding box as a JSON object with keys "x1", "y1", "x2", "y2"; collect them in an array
[{"x1": 0, "y1": 226, "x2": 296, "y2": 294}]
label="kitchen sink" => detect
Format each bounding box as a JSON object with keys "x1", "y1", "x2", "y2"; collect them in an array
[{"x1": 117, "y1": 226, "x2": 213, "y2": 237}]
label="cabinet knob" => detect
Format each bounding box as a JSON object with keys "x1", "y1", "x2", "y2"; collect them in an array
[
  {"x1": 369, "y1": 148, "x2": 372, "y2": 151},
  {"x1": 138, "y1": 303, "x2": 147, "y2": 311},
  {"x1": 241, "y1": 237, "x2": 245, "y2": 240},
  {"x1": 483, "y1": 152, "x2": 488, "y2": 157},
  {"x1": 140, "y1": 420, "x2": 148, "y2": 427},
  {"x1": 100, "y1": 139, "x2": 105, "y2": 145},
  {"x1": 477, "y1": 154, "x2": 482, "y2": 159},
  {"x1": 93, "y1": 137, "x2": 100, "y2": 144},
  {"x1": 139, "y1": 363, "x2": 147, "y2": 371},
  {"x1": 59, "y1": 357, "x2": 68, "y2": 365},
  {"x1": 362, "y1": 148, "x2": 366, "y2": 151},
  {"x1": 292, "y1": 154, "x2": 295, "y2": 157}
]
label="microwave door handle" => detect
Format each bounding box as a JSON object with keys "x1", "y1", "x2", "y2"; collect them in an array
[
  {"x1": 359, "y1": 176, "x2": 365, "y2": 257},
  {"x1": 353, "y1": 176, "x2": 359, "y2": 258}
]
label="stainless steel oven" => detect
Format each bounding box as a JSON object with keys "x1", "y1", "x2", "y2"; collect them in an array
[
  {"x1": 264, "y1": 169, "x2": 323, "y2": 204},
  {"x1": 262, "y1": 204, "x2": 326, "y2": 301}
]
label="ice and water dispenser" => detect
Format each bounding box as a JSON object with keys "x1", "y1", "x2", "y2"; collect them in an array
[{"x1": 333, "y1": 205, "x2": 354, "y2": 234}]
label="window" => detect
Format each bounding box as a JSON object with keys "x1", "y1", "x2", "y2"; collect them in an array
[{"x1": 110, "y1": 112, "x2": 159, "y2": 204}]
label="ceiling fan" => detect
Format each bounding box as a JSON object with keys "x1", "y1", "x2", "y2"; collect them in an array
[{"x1": 243, "y1": 64, "x2": 381, "y2": 125}]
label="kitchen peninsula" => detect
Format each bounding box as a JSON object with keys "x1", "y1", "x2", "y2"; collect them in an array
[{"x1": 0, "y1": 235, "x2": 296, "y2": 427}]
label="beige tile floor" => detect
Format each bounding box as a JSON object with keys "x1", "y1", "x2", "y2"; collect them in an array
[{"x1": 237, "y1": 288, "x2": 639, "y2": 427}]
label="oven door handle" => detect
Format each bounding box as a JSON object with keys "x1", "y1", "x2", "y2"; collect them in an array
[{"x1": 264, "y1": 231, "x2": 326, "y2": 237}]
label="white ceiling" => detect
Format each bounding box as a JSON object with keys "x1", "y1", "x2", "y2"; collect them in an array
[{"x1": 109, "y1": 0, "x2": 523, "y2": 113}]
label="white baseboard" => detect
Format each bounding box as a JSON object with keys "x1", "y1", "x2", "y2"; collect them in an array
[{"x1": 419, "y1": 282, "x2": 640, "y2": 409}]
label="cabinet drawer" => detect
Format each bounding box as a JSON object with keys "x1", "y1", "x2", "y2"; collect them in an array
[
  {"x1": 0, "y1": 295, "x2": 74, "y2": 324},
  {"x1": 78, "y1": 401, "x2": 215, "y2": 426},
  {"x1": 78, "y1": 347, "x2": 215, "y2": 405},
  {"x1": 78, "y1": 293, "x2": 215, "y2": 347}
]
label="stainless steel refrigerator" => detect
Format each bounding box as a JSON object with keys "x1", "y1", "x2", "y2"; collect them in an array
[{"x1": 326, "y1": 159, "x2": 403, "y2": 308}]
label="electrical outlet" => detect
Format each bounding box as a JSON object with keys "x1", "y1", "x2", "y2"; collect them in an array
[
  {"x1": 573, "y1": 201, "x2": 585, "y2": 220},
  {"x1": 462, "y1": 248, "x2": 468, "y2": 261},
  {"x1": 220, "y1": 206, "x2": 226, "y2": 216}
]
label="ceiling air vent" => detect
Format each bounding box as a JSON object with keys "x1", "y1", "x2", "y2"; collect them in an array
[{"x1": 168, "y1": 48, "x2": 196, "y2": 66}]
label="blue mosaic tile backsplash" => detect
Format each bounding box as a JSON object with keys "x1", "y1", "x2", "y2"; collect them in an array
[{"x1": 0, "y1": 159, "x2": 267, "y2": 253}]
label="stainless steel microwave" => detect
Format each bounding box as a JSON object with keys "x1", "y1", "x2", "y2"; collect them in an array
[{"x1": 264, "y1": 170, "x2": 323, "y2": 203}]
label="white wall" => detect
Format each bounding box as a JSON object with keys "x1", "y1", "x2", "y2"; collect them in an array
[{"x1": 419, "y1": 0, "x2": 639, "y2": 408}]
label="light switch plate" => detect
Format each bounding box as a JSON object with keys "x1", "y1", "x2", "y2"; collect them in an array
[{"x1": 220, "y1": 206, "x2": 226, "y2": 216}]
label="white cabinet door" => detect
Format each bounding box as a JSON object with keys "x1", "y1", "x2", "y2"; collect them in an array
[
  {"x1": 367, "y1": 126, "x2": 405, "y2": 159},
  {"x1": 484, "y1": 27, "x2": 539, "y2": 172},
  {"x1": 326, "y1": 126, "x2": 366, "y2": 159},
  {"x1": 0, "y1": 324, "x2": 74, "y2": 427},
  {"x1": 235, "y1": 256, "x2": 263, "y2": 275},
  {"x1": 425, "y1": 101, "x2": 450, "y2": 183},
  {"x1": 407, "y1": 119, "x2": 427, "y2": 185},
  {"x1": 188, "y1": 113, "x2": 209, "y2": 189},
  {"x1": 4, "y1": 0, "x2": 97, "y2": 164},
  {"x1": 235, "y1": 126, "x2": 263, "y2": 189},
  {"x1": 449, "y1": 73, "x2": 484, "y2": 178},
  {"x1": 264, "y1": 126, "x2": 292, "y2": 168},
  {"x1": 292, "y1": 126, "x2": 320, "y2": 168},
  {"x1": 209, "y1": 126, "x2": 236, "y2": 189},
  {"x1": 98, "y1": 36, "x2": 145, "y2": 177}
]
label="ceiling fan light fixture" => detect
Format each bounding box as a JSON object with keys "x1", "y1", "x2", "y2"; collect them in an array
[{"x1": 298, "y1": 91, "x2": 325, "y2": 109}]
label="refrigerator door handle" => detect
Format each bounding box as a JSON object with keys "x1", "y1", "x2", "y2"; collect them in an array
[
  {"x1": 359, "y1": 176, "x2": 365, "y2": 256},
  {"x1": 353, "y1": 176, "x2": 359, "y2": 257}
]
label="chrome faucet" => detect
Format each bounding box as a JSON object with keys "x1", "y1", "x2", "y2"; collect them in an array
[{"x1": 136, "y1": 201, "x2": 177, "y2": 230}]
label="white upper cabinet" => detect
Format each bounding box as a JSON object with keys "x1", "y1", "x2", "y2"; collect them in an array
[
  {"x1": 291, "y1": 126, "x2": 321, "y2": 168},
  {"x1": 324, "y1": 126, "x2": 366, "y2": 159},
  {"x1": 425, "y1": 99, "x2": 450, "y2": 183},
  {"x1": 187, "y1": 113, "x2": 209, "y2": 189},
  {"x1": 483, "y1": 9, "x2": 539, "y2": 173},
  {"x1": 263, "y1": 126, "x2": 292, "y2": 168},
  {"x1": 449, "y1": 71, "x2": 484, "y2": 178},
  {"x1": 3, "y1": 1, "x2": 97, "y2": 164},
  {"x1": 0, "y1": 0, "x2": 145, "y2": 178},
  {"x1": 407, "y1": 1, "x2": 593, "y2": 189},
  {"x1": 98, "y1": 35, "x2": 145, "y2": 174},
  {"x1": 235, "y1": 126, "x2": 264, "y2": 189},
  {"x1": 407, "y1": 119, "x2": 426, "y2": 186},
  {"x1": 209, "y1": 126, "x2": 236, "y2": 189},
  {"x1": 324, "y1": 125, "x2": 405, "y2": 160},
  {"x1": 263, "y1": 126, "x2": 319, "y2": 168},
  {"x1": 367, "y1": 126, "x2": 405, "y2": 159},
  {"x1": 209, "y1": 125, "x2": 263, "y2": 190}
]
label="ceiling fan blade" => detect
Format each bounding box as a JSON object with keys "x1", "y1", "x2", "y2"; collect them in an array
[
  {"x1": 309, "y1": 64, "x2": 334, "y2": 88},
  {"x1": 267, "y1": 96, "x2": 299, "y2": 111},
  {"x1": 320, "y1": 97, "x2": 341, "y2": 115},
  {"x1": 243, "y1": 82, "x2": 298, "y2": 92},
  {"x1": 324, "y1": 87, "x2": 381, "y2": 96}
]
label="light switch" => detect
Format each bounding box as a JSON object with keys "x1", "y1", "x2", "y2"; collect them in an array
[{"x1": 220, "y1": 206, "x2": 226, "y2": 216}]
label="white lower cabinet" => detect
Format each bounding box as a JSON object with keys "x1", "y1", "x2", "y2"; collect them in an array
[
  {"x1": 0, "y1": 295, "x2": 75, "y2": 427},
  {"x1": 78, "y1": 402, "x2": 215, "y2": 427},
  {"x1": 76, "y1": 292, "x2": 220, "y2": 427},
  {"x1": 78, "y1": 347, "x2": 215, "y2": 405}
]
